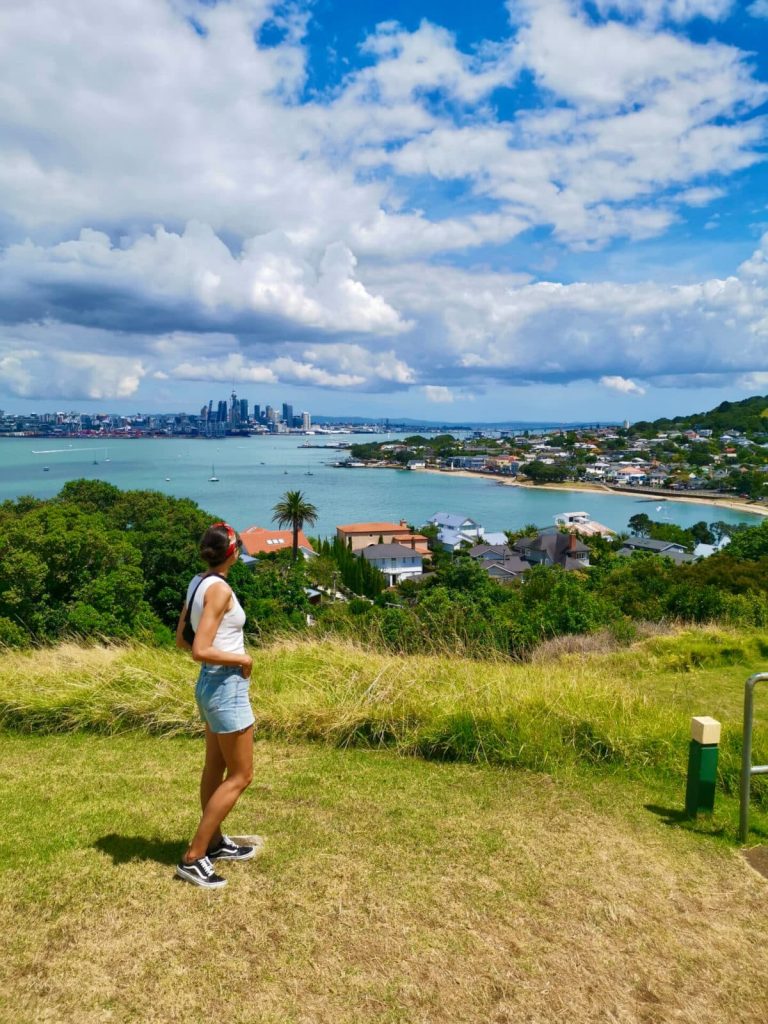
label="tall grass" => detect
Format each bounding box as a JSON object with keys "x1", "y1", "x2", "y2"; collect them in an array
[{"x1": 1, "y1": 626, "x2": 765, "y2": 798}]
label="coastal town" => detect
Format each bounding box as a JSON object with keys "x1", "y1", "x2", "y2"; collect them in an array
[{"x1": 343, "y1": 409, "x2": 768, "y2": 505}]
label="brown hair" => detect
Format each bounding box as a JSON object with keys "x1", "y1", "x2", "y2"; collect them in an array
[{"x1": 199, "y1": 523, "x2": 237, "y2": 567}]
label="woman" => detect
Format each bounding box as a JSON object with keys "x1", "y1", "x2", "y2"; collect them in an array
[{"x1": 175, "y1": 522, "x2": 256, "y2": 889}]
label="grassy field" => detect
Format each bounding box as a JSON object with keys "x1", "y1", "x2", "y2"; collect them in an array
[
  {"x1": 1, "y1": 627, "x2": 767, "y2": 808},
  {"x1": 2, "y1": 628, "x2": 768, "y2": 1022},
  {"x1": 1, "y1": 731, "x2": 768, "y2": 1024}
]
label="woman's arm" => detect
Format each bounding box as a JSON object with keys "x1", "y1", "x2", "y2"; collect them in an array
[{"x1": 191, "y1": 582, "x2": 252, "y2": 676}]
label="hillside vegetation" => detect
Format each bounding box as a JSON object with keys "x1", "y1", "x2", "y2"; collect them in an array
[
  {"x1": 630, "y1": 392, "x2": 768, "y2": 436},
  {"x1": 2, "y1": 627, "x2": 766, "y2": 821}
]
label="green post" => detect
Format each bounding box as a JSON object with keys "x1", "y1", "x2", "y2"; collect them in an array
[{"x1": 685, "y1": 716, "x2": 721, "y2": 818}]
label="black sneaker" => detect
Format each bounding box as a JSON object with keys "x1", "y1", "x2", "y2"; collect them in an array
[
  {"x1": 207, "y1": 834, "x2": 256, "y2": 862},
  {"x1": 175, "y1": 855, "x2": 227, "y2": 889}
]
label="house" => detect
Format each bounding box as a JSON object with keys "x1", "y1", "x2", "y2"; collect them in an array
[
  {"x1": 553, "y1": 511, "x2": 614, "y2": 538},
  {"x1": 512, "y1": 532, "x2": 590, "y2": 570},
  {"x1": 693, "y1": 535, "x2": 731, "y2": 559},
  {"x1": 616, "y1": 537, "x2": 693, "y2": 563},
  {"x1": 428, "y1": 512, "x2": 483, "y2": 552},
  {"x1": 336, "y1": 521, "x2": 430, "y2": 554},
  {"x1": 484, "y1": 560, "x2": 528, "y2": 583},
  {"x1": 618, "y1": 537, "x2": 688, "y2": 555},
  {"x1": 240, "y1": 526, "x2": 315, "y2": 559},
  {"x1": 468, "y1": 543, "x2": 516, "y2": 563},
  {"x1": 486, "y1": 455, "x2": 520, "y2": 475},
  {"x1": 441, "y1": 456, "x2": 488, "y2": 471},
  {"x1": 468, "y1": 544, "x2": 530, "y2": 582},
  {"x1": 481, "y1": 531, "x2": 510, "y2": 546},
  {"x1": 360, "y1": 543, "x2": 423, "y2": 587}
]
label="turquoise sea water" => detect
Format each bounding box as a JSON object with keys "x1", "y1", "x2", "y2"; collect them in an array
[{"x1": 0, "y1": 435, "x2": 761, "y2": 537}]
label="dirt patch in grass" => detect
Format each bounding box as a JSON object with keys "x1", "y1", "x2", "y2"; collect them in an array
[
  {"x1": 743, "y1": 845, "x2": 768, "y2": 880},
  {"x1": 1, "y1": 733, "x2": 767, "y2": 1024}
]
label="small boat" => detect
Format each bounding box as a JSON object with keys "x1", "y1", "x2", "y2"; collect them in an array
[
  {"x1": 209, "y1": 464, "x2": 219, "y2": 482},
  {"x1": 43, "y1": 466, "x2": 49, "y2": 472},
  {"x1": 165, "y1": 477, "x2": 171, "y2": 482}
]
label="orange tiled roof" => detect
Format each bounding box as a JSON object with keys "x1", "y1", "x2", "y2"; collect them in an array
[
  {"x1": 240, "y1": 526, "x2": 314, "y2": 556},
  {"x1": 337, "y1": 522, "x2": 423, "y2": 535}
]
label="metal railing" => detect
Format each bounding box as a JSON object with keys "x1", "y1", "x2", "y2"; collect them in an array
[{"x1": 740, "y1": 672, "x2": 768, "y2": 844}]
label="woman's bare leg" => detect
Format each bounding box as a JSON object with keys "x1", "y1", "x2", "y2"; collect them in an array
[
  {"x1": 184, "y1": 725, "x2": 254, "y2": 862},
  {"x1": 200, "y1": 724, "x2": 227, "y2": 845}
]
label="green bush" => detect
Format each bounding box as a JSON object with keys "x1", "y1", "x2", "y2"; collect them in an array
[{"x1": 0, "y1": 616, "x2": 30, "y2": 649}]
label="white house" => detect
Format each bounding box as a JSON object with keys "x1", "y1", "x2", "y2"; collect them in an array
[
  {"x1": 360, "y1": 543, "x2": 423, "y2": 587},
  {"x1": 427, "y1": 512, "x2": 484, "y2": 552}
]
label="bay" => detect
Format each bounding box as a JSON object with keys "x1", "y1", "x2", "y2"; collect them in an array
[{"x1": 0, "y1": 435, "x2": 760, "y2": 537}]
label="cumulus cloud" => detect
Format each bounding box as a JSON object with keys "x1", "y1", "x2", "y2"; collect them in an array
[
  {"x1": 748, "y1": 1, "x2": 768, "y2": 18},
  {"x1": 422, "y1": 385, "x2": 454, "y2": 403},
  {"x1": 0, "y1": 0, "x2": 767, "y2": 407},
  {"x1": 364, "y1": 231, "x2": 768, "y2": 389},
  {"x1": 0, "y1": 224, "x2": 406, "y2": 335},
  {"x1": 593, "y1": 1, "x2": 734, "y2": 24},
  {"x1": 600, "y1": 375, "x2": 647, "y2": 396},
  {"x1": 0, "y1": 332, "x2": 145, "y2": 399}
]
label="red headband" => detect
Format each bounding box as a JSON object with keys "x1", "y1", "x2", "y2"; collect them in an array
[{"x1": 211, "y1": 522, "x2": 238, "y2": 559}]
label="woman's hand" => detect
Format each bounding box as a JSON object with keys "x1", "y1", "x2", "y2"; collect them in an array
[{"x1": 240, "y1": 654, "x2": 253, "y2": 679}]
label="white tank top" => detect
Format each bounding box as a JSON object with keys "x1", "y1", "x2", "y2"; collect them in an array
[{"x1": 186, "y1": 574, "x2": 246, "y2": 655}]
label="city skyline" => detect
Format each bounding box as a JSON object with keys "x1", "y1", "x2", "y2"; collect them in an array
[{"x1": 1, "y1": 2, "x2": 768, "y2": 422}]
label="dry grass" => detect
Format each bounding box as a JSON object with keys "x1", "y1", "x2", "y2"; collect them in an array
[
  {"x1": 1, "y1": 628, "x2": 766, "y2": 811},
  {"x1": 0, "y1": 732, "x2": 766, "y2": 1024}
]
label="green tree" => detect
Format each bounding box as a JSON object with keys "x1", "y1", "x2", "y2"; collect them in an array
[
  {"x1": 628, "y1": 513, "x2": 651, "y2": 536},
  {"x1": 272, "y1": 490, "x2": 319, "y2": 561}
]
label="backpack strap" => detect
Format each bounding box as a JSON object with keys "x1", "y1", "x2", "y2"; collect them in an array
[{"x1": 184, "y1": 572, "x2": 230, "y2": 637}]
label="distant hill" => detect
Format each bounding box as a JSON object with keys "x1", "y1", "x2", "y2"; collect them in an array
[{"x1": 631, "y1": 395, "x2": 768, "y2": 436}]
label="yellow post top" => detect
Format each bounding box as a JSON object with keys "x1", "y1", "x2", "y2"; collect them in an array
[{"x1": 691, "y1": 716, "x2": 721, "y2": 745}]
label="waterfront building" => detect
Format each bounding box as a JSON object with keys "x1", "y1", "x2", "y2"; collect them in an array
[{"x1": 336, "y1": 521, "x2": 430, "y2": 554}]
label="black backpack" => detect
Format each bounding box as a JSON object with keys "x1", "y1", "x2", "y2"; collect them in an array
[{"x1": 182, "y1": 573, "x2": 227, "y2": 645}]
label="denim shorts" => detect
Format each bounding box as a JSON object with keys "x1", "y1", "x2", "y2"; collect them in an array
[{"x1": 195, "y1": 664, "x2": 255, "y2": 734}]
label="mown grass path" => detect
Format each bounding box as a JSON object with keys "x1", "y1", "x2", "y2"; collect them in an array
[{"x1": 1, "y1": 732, "x2": 767, "y2": 1024}]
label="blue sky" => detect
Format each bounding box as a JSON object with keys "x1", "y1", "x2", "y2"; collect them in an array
[{"x1": 1, "y1": 0, "x2": 768, "y2": 422}]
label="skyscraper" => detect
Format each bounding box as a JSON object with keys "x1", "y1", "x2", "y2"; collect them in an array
[
  {"x1": 239, "y1": 398, "x2": 249, "y2": 423},
  {"x1": 301, "y1": 411, "x2": 311, "y2": 431},
  {"x1": 282, "y1": 402, "x2": 293, "y2": 426}
]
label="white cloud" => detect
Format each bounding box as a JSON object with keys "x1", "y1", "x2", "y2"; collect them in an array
[
  {"x1": 593, "y1": 1, "x2": 734, "y2": 24},
  {"x1": 0, "y1": 330, "x2": 145, "y2": 399},
  {"x1": 0, "y1": 0, "x2": 767, "y2": 408},
  {"x1": 748, "y1": 1, "x2": 768, "y2": 18},
  {"x1": 422, "y1": 385, "x2": 454, "y2": 403},
  {"x1": 599, "y1": 375, "x2": 647, "y2": 396},
  {"x1": 679, "y1": 186, "x2": 725, "y2": 207},
  {"x1": 0, "y1": 224, "x2": 408, "y2": 335}
]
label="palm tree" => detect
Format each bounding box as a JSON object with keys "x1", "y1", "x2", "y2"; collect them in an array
[{"x1": 272, "y1": 490, "x2": 319, "y2": 561}]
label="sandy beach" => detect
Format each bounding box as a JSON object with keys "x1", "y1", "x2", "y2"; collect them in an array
[{"x1": 414, "y1": 467, "x2": 768, "y2": 518}]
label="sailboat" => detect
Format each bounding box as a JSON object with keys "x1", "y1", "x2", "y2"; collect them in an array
[{"x1": 209, "y1": 464, "x2": 219, "y2": 482}]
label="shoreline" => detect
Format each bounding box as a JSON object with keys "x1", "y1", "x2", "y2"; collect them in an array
[{"x1": 413, "y1": 467, "x2": 768, "y2": 519}]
